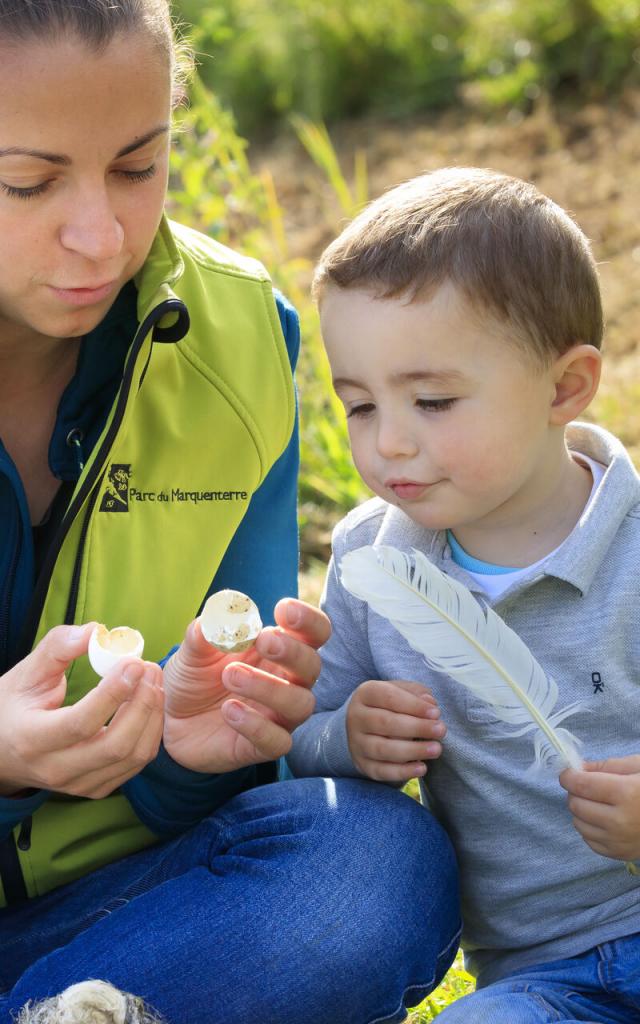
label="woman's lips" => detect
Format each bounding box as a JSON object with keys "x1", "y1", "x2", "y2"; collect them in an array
[{"x1": 48, "y1": 280, "x2": 118, "y2": 307}]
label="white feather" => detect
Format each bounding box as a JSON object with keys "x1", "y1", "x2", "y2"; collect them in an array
[{"x1": 340, "y1": 544, "x2": 585, "y2": 771}]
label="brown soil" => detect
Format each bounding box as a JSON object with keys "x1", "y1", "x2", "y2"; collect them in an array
[{"x1": 254, "y1": 92, "x2": 640, "y2": 447}]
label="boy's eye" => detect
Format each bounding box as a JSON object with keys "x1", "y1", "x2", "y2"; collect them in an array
[
  {"x1": 0, "y1": 180, "x2": 52, "y2": 200},
  {"x1": 346, "y1": 402, "x2": 376, "y2": 419},
  {"x1": 416, "y1": 397, "x2": 456, "y2": 412}
]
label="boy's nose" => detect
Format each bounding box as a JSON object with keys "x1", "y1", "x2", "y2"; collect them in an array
[
  {"x1": 59, "y1": 194, "x2": 125, "y2": 262},
  {"x1": 375, "y1": 418, "x2": 419, "y2": 459}
]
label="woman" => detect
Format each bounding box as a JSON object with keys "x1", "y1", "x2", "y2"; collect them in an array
[{"x1": 0, "y1": 3, "x2": 460, "y2": 1022}]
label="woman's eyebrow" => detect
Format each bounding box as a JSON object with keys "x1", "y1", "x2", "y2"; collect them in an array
[
  {"x1": 0, "y1": 124, "x2": 170, "y2": 164},
  {"x1": 114, "y1": 124, "x2": 170, "y2": 158}
]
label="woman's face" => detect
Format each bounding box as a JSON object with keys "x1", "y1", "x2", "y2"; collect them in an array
[{"x1": 0, "y1": 32, "x2": 172, "y2": 345}]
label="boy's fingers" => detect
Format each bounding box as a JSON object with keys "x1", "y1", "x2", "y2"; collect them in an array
[
  {"x1": 567, "y1": 795, "x2": 615, "y2": 829},
  {"x1": 360, "y1": 735, "x2": 442, "y2": 764},
  {"x1": 358, "y1": 758, "x2": 427, "y2": 784},
  {"x1": 560, "y1": 767, "x2": 626, "y2": 806},
  {"x1": 582, "y1": 755, "x2": 640, "y2": 776},
  {"x1": 359, "y1": 680, "x2": 439, "y2": 716},
  {"x1": 359, "y1": 706, "x2": 445, "y2": 741}
]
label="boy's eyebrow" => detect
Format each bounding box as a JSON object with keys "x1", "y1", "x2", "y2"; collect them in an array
[
  {"x1": 333, "y1": 369, "x2": 466, "y2": 389},
  {"x1": 0, "y1": 124, "x2": 170, "y2": 165},
  {"x1": 389, "y1": 369, "x2": 467, "y2": 386}
]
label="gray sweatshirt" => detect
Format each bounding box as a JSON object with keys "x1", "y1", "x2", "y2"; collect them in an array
[{"x1": 288, "y1": 423, "x2": 640, "y2": 985}]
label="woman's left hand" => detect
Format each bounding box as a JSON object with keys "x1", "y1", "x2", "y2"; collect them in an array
[{"x1": 162, "y1": 599, "x2": 329, "y2": 773}]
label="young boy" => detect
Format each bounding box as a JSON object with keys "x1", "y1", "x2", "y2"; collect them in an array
[{"x1": 288, "y1": 167, "x2": 640, "y2": 1022}]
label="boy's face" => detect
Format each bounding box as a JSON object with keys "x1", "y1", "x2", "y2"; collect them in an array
[
  {"x1": 0, "y1": 33, "x2": 171, "y2": 346},
  {"x1": 321, "y1": 281, "x2": 562, "y2": 536}
]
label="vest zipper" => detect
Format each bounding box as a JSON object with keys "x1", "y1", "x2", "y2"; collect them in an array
[
  {"x1": 16, "y1": 299, "x2": 187, "y2": 660},
  {"x1": 64, "y1": 483, "x2": 102, "y2": 625},
  {"x1": 1, "y1": 300, "x2": 188, "y2": 910}
]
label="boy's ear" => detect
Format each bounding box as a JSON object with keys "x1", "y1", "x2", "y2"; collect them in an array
[{"x1": 549, "y1": 344, "x2": 602, "y2": 425}]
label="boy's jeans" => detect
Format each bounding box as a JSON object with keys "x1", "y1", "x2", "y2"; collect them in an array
[
  {"x1": 438, "y1": 934, "x2": 640, "y2": 1023},
  {"x1": 0, "y1": 778, "x2": 460, "y2": 1024}
]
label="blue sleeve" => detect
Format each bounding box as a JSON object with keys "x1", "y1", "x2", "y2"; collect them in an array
[{"x1": 122, "y1": 291, "x2": 299, "y2": 836}]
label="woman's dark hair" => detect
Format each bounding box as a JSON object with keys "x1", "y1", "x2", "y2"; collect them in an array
[{"x1": 0, "y1": 0, "x2": 193, "y2": 102}]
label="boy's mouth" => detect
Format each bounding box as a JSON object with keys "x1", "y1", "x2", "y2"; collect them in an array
[{"x1": 386, "y1": 479, "x2": 433, "y2": 500}]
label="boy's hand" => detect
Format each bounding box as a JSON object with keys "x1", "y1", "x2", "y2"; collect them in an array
[
  {"x1": 162, "y1": 599, "x2": 328, "y2": 774},
  {"x1": 560, "y1": 755, "x2": 640, "y2": 862},
  {"x1": 346, "y1": 679, "x2": 446, "y2": 783}
]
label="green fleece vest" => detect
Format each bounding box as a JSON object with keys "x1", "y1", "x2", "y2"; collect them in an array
[{"x1": 2, "y1": 218, "x2": 295, "y2": 905}]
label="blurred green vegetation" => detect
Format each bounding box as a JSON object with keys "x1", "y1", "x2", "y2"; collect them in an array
[
  {"x1": 167, "y1": 81, "x2": 371, "y2": 563},
  {"x1": 175, "y1": 0, "x2": 640, "y2": 135}
]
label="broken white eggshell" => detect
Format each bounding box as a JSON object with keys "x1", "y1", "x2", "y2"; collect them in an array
[
  {"x1": 88, "y1": 624, "x2": 145, "y2": 677},
  {"x1": 200, "y1": 589, "x2": 262, "y2": 653}
]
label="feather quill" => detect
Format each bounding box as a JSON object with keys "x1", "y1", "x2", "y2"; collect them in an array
[{"x1": 340, "y1": 544, "x2": 585, "y2": 771}]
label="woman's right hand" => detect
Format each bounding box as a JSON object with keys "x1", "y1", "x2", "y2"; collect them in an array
[{"x1": 0, "y1": 623, "x2": 164, "y2": 800}]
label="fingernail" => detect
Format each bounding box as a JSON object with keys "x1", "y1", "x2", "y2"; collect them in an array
[
  {"x1": 65, "y1": 624, "x2": 88, "y2": 647},
  {"x1": 226, "y1": 668, "x2": 248, "y2": 691},
  {"x1": 123, "y1": 663, "x2": 143, "y2": 686},
  {"x1": 261, "y1": 633, "x2": 283, "y2": 657},
  {"x1": 225, "y1": 700, "x2": 245, "y2": 723},
  {"x1": 285, "y1": 604, "x2": 301, "y2": 628}
]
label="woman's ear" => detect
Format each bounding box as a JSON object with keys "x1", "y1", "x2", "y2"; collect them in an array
[{"x1": 549, "y1": 344, "x2": 602, "y2": 426}]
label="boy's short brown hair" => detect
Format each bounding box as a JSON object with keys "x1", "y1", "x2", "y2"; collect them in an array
[{"x1": 313, "y1": 167, "x2": 603, "y2": 364}]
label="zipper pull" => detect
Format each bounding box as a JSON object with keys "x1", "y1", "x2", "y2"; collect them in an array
[
  {"x1": 17, "y1": 815, "x2": 32, "y2": 851},
  {"x1": 66, "y1": 428, "x2": 85, "y2": 475}
]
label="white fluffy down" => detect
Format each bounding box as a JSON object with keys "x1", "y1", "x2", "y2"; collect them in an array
[{"x1": 15, "y1": 981, "x2": 163, "y2": 1024}]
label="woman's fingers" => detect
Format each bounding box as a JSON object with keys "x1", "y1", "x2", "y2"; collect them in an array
[
  {"x1": 222, "y1": 662, "x2": 315, "y2": 728},
  {"x1": 26, "y1": 662, "x2": 163, "y2": 794},
  {"x1": 29, "y1": 659, "x2": 158, "y2": 753},
  {"x1": 274, "y1": 599, "x2": 332, "y2": 650},
  {"x1": 220, "y1": 699, "x2": 295, "y2": 760},
  {"x1": 253, "y1": 626, "x2": 321, "y2": 688}
]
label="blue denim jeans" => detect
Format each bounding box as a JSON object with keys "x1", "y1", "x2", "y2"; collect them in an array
[
  {"x1": 0, "y1": 778, "x2": 460, "y2": 1024},
  {"x1": 438, "y1": 934, "x2": 640, "y2": 1023}
]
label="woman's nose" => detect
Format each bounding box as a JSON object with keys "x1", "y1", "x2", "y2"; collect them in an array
[{"x1": 59, "y1": 192, "x2": 125, "y2": 262}]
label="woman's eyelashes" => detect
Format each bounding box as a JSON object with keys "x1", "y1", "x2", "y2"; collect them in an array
[
  {"x1": 0, "y1": 180, "x2": 53, "y2": 200},
  {"x1": 0, "y1": 163, "x2": 158, "y2": 201}
]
